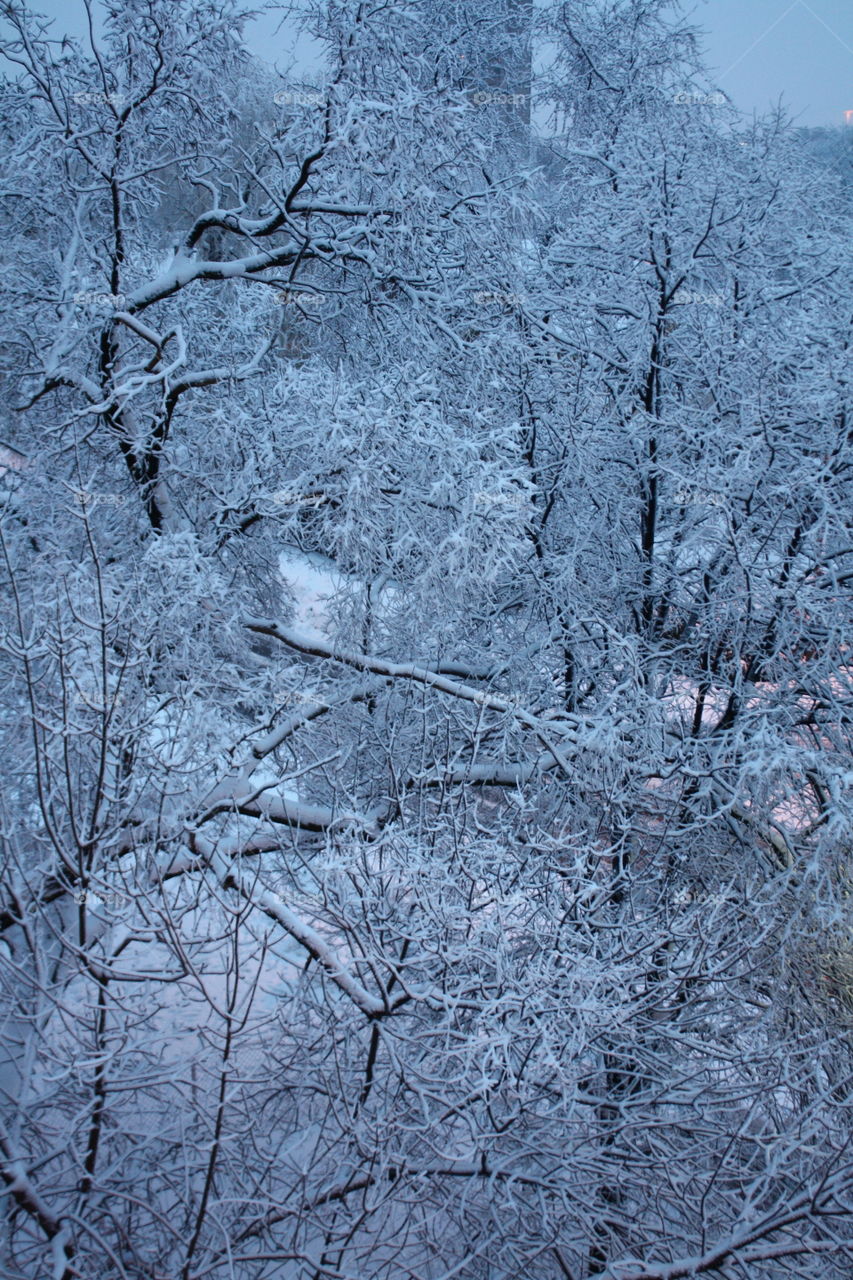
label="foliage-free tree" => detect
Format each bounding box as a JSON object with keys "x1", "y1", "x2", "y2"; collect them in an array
[{"x1": 1, "y1": 1, "x2": 852, "y2": 1277}]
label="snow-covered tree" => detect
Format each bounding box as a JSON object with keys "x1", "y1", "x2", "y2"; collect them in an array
[{"x1": 1, "y1": 1, "x2": 851, "y2": 1277}]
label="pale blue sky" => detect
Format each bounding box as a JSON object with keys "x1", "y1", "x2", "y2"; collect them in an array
[
  {"x1": 7, "y1": 0, "x2": 853, "y2": 128},
  {"x1": 692, "y1": 0, "x2": 852, "y2": 127}
]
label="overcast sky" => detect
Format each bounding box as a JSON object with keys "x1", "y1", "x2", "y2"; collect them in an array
[
  {"x1": 7, "y1": 0, "x2": 853, "y2": 129},
  {"x1": 692, "y1": 0, "x2": 852, "y2": 127}
]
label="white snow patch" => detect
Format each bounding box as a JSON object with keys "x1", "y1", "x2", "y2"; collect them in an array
[
  {"x1": 278, "y1": 545, "x2": 401, "y2": 640},
  {"x1": 278, "y1": 546, "x2": 345, "y2": 640}
]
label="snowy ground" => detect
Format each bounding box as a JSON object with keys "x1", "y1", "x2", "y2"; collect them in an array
[{"x1": 278, "y1": 545, "x2": 347, "y2": 641}]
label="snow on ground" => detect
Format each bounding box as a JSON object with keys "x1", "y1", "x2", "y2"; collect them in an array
[
  {"x1": 278, "y1": 546, "x2": 345, "y2": 640},
  {"x1": 278, "y1": 544, "x2": 400, "y2": 640}
]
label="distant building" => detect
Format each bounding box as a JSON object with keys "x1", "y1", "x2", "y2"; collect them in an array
[{"x1": 430, "y1": 0, "x2": 532, "y2": 134}]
